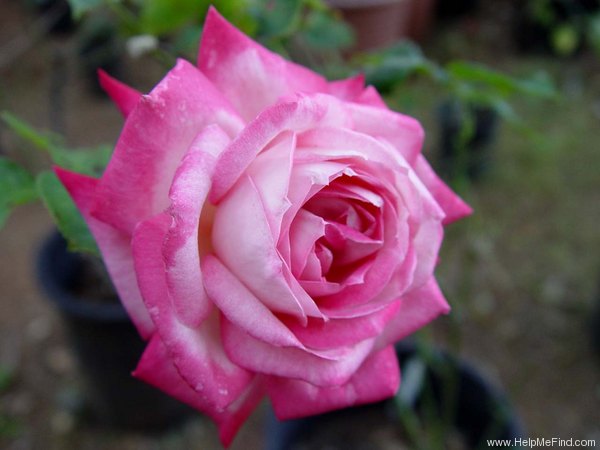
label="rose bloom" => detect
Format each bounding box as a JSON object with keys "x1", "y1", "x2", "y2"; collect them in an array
[{"x1": 57, "y1": 7, "x2": 471, "y2": 446}]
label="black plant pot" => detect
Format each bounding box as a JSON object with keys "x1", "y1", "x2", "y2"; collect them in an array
[
  {"x1": 438, "y1": 100, "x2": 499, "y2": 183},
  {"x1": 266, "y1": 343, "x2": 524, "y2": 450},
  {"x1": 37, "y1": 232, "x2": 192, "y2": 430}
]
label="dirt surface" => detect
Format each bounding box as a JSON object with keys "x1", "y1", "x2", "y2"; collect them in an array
[{"x1": 1, "y1": 1, "x2": 599, "y2": 449}]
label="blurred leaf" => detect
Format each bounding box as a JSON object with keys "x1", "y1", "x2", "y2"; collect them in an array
[
  {"x1": 0, "y1": 158, "x2": 38, "y2": 228},
  {"x1": 587, "y1": 12, "x2": 600, "y2": 55},
  {"x1": 0, "y1": 414, "x2": 21, "y2": 439},
  {"x1": 551, "y1": 24, "x2": 580, "y2": 56},
  {"x1": 360, "y1": 41, "x2": 439, "y2": 92},
  {"x1": 253, "y1": 0, "x2": 303, "y2": 39},
  {"x1": 447, "y1": 62, "x2": 557, "y2": 99},
  {"x1": 529, "y1": 0, "x2": 557, "y2": 27},
  {"x1": 0, "y1": 367, "x2": 14, "y2": 393},
  {"x1": 66, "y1": 0, "x2": 103, "y2": 19},
  {"x1": 170, "y1": 24, "x2": 202, "y2": 57},
  {"x1": 1, "y1": 111, "x2": 61, "y2": 153},
  {"x1": 302, "y1": 9, "x2": 354, "y2": 50},
  {"x1": 1, "y1": 112, "x2": 111, "y2": 176},
  {"x1": 36, "y1": 172, "x2": 98, "y2": 255},
  {"x1": 397, "y1": 356, "x2": 426, "y2": 408},
  {"x1": 139, "y1": 0, "x2": 207, "y2": 36},
  {"x1": 516, "y1": 71, "x2": 558, "y2": 99}
]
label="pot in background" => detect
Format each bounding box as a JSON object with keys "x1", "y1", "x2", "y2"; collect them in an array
[
  {"x1": 266, "y1": 343, "x2": 524, "y2": 450},
  {"x1": 37, "y1": 232, "x2": 192, "y2": 430},
  {"x1": 326, "y1": 0, "x2": 414, "y2": 50},
  {"x1": 408, "y1": 0, "x2": 437, "y2": 42}
]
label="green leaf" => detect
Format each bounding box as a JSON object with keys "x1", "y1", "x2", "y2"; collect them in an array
[
  {"x1": 66, "y1": 0, "x2": 104, "y2": 20},
  {"x1": 36, "y1": 171, "x2": 99, "y2": 255},
  {"x1": 447, "y1": 61, "x2": 557, "y2": 99},
  {"x1": 1, "y1": 112, "x2": 111, "y2": 176},
  {"x1": 301, "y1": 9, "x2": 354, "y2": 50},
  {"x1": 587, "y1": 12, "x2": 600, "y2": 56},
  {"x1": 360, "y1": 42, "x2": 439, "y2": 92},
  {"x1": 0, "y1": 157, "x2": 38, "y2": 228},
  {"x1": 0, "y1": 366, "x2": 14, "y2": 393},
  {"x1": 139, "y1": 0, "x2": 208, "y2": 36},
  {"x1": 1, "y1": 111, "x2": 61, "y2": 153},
  {"x1": 551, "y1": 24, "x2": 580, "y2": 56},
  {"x1": 254, "y1": 0, "x2": 303, "y2": 40}
]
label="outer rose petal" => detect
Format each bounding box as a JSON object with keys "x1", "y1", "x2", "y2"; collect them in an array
[
  {"x1": 346, "y1": 102, "x2": 425, "y2": 165},
  {"x1": 413, "y1": 155, "x2": 473, "y2": 224},
  {"x1": 210, "y1": 93, "x2": 351, "y2": 203},
  {"x1": 376, "y1": 277, "x2": 451, "y2": 350},
  {"x1": 198, "y1": 7, "x2": 328, "y2": 121},
  {"x1": 221, "y1": 317, "x2": 376, "y2": 388},
  {"x1": 133, "y1": 335, "x2": 265, "y2": 448},
  {"x1": 94, "y1": 58, "x2": 244, "y2": 234},
  {"x1": 97, "y1": 70, "x2": 141, "y2": 117},
  {"x1": 54, "y1": 167, "x2": 154, "y2": 338},
  {"x1": 267, "y1": 345, "x2": 400, "y2": 420},
  {"x1": 132, "y1": 213, "x2": 253, "y2": 410},
  {"x1": 282, "y1": 301, "x2": 401, "y2": 350},
  {"x1": 163, "y1": 125, "x2": 230, "y2": 327},
  {"x1": 356, "y1": 85, "x2": 388, "y2": 109},
  {"x1": 328, "y1": 74, "x2": 365, "y2": 102}
]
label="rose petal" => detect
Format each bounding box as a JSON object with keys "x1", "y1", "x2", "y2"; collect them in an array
[
  {"x1": 356, "y1": 85, "x2": 388, "y2": 109},
  {"x1": 198, "y1": 7, "x2": 328, "y2": 121},
  {"x1": 413, "y1": 155, "x2": 473, "y2": 224},
  {"x1": 201, "y1": 254, "x2": 304, "y2": 348},
  {"x1": 328, "y1": 74, "x2": 365, "y2": 102},
  {"x1": 282, "y1": 301, "x2": 401, "y2": 350},
  {"x1": 221, "y1": 316, "x2": 376, "y2": 387},
  {"x1": 162, "y1": 125, "x2": 231, "y2": 327},
  {"x1": 246, "y1": 131, "x2": 295, "y2": 238},
  {"x1": 94, "y1": 58, "x2": 244, "y2": 234},
  {"x1": 133, "y1": 335, "x2": 265, "y2": 448},
  {"x1": 97, "y1": 69, "x2": 141, "y2": 117},
  {"x1": 54, "y1": 167, "x2": 154, "y2": 338},
  {"x1": 212, "y1": 174, "x2": 320, "y2": 320},
  {"x1": 346, "y1": 102, "x2": 424, "y2": 165},
  {"x1": 267, "y1": 345, "x2": 400, "y2": 420},
  {"x1": 375, "y1": 277, "x2": 451, "y2": 349},
  {"x1": 132, "y1": 213, "x2": 253, "y2": 410},
  {"x1": 210, "y1": 93, "x2": 351, "y2": 203},
  {"x1": 289, "y1": 209, "x2": 326, "y2": 277}
]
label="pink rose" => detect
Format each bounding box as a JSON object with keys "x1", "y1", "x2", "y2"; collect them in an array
[{"x1": 56, "y1": 7, "x2": 471, "y2": 446}]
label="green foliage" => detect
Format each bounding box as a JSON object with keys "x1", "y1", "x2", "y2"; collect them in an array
[
  {"x1": 586, "y1": 12, "x2": 600, "y2": 55},
  {"x1": 1, "y1": 113, "x2": 107, "y2": 254},
  {"x1": 36, "y1": 171, "x2": 99, "y2": 254},
  {"x1": 299, "y1": 9, "x2": 354, "y2": 51},
  {"x1": 0, "y1": 367, "x2": 15, "y2": 394},
  {"x1": 359, "y1": 42, "x2": 441, "y2": 92},
  {"x1": 68, "y1": 0, "x2": 104, "y2": 19},
  {"x1": 138, "y1": 0, "x2": 206, "y2": 36},
  {"x1": 0, "y1": 158, "x2": 38, "y2": 228},
  {"x1": 1, "y1": 112, "x2": 111, "y2": 177},
  {"x1": 526, "y1": 0, "x2": 600, "y2": 55}
]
